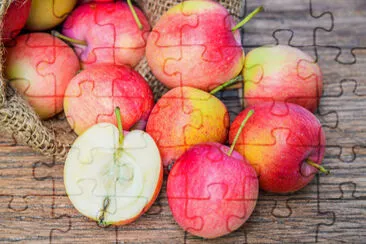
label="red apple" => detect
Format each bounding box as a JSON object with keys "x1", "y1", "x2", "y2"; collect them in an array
[
  {"x1": 145, "y1": 0, "x2": 245, "y2": 91},
  {"x1": 4, "y1": 33, "x2": 80, "y2": 119},
  {"x1": 146, "y1": 86, "x2": 229, "y2": 168},
  {"x1": 167, "y1": 142, "x2": 258, "y2": 239},
  {"x1": 243, "y1": 45, "x2": 323, "y2": 112},
  {"x1": 64, "y1": 64, "x2": 154, "y2": 135},
  {"x1": 58, "y1": 1, "x2": 150, "y2": 68},
  {"x1": 1, "y1": 0, "x2": 31, "y2": 44},
  {"x1": 229, "y1": 102, "x2": 327, "y2": 193}
]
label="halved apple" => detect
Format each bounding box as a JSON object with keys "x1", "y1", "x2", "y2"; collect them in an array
[{"x1": 64, "y1": 114, "x2": 163, "y2": 226}]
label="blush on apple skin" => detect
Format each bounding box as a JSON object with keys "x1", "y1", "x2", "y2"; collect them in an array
[
  {"x1": 64, "y1": 64, "x2": 154, "y2": 135},
  {"x1": 243, "y1": 45, "x2": 323, "y2": 113},
  {"x1": 167, "y1": 142, "x2": 259, "y2": 239},
  {"x1": 146, "y1": 0, "x2": 244, "y2": 91},
  {"x1": 229, "y1": 102, "x2": 326, "y2": 193},
  {"x1": 4, "y1": 33, "x2": 80, "y2": 119},
  {"x1": 1, "y1": 0, "x2": 32, "y2": 44},
  {"x1": 62, "y1": 1, "x2": 150, "y2": 68},
  {"x1": 146, "y1": 86, "x2": 229, "y2": 168}
]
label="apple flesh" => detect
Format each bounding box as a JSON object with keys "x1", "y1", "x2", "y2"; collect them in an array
[
  {"x1": 146, "y1": 86, "x2": 229, "y2": 168},
  {"x1": 229, "y1": 102, "x2": 326, "y2": 193},
  {"x1": 64, "y1": 64, "x2": 154, "y2": 135},
  {"x1": 26, "y1": 0, "x2": 78, "y2": 31},
  {"x1": 4, "y1": 33, "x2": 80, "y2": 119},
  {"x1": 146, "y1": 0, "x2": 244, "y2": 91},
  {"x1": 167, "y1": 142, "x2": 258, "y2": 239},
  {"x1": 1, "y1": 0, "x2": 31, "y2": 44},
  {"x1": 243, "y1": 45, "x2": 323, "y2": 112},
  {"x1": 64, "y1": 123, "x2": 163, "y2": 226},
  {"x1": 61, "y1": 1, "x2": 150, "y2": 68}
]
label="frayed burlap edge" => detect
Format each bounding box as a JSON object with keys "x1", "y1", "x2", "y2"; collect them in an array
[{"x1": 0, "y1": 0, "x2": 243, "y2": 159}]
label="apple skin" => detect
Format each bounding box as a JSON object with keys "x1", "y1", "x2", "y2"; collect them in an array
[
  {"x1": 229, "y1": 102, "x2": 326, "y2": 193},
  {"x1": 1, "y1": 0, "x2": 32, "y2": 44},
  {"x1": 62, "y1": 1, "x2": 150, "y2": 68},
  {"x1": 146, "y1": 0, "x2": 244, "y2": 91},
  {"x1": 243, "y1": 45, "x2": 323, "y2": 112},
  {"x1": 4, "y1": 33, "x2": 80, "y2": 119},
  {"x1": 167, "y1": 142, "x2": 258, "y2": 239},
  {"x1": 64, "y1": 64, "x2": 154, "y2": 135},
  {"x1": 25, "y1": 0, "x2": 77, "y2": 31},
  {"x1": 146, "y1": 86, "x2": 229, "y2": 167}
]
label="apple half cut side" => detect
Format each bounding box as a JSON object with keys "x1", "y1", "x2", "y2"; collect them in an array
[{"x1": 64, "y1": 123, "x2": 163, "y2": 226}]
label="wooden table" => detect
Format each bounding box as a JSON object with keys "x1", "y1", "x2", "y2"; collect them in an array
[{"x1": 1, "y1": 0, "x2": 366, "y2": 243}]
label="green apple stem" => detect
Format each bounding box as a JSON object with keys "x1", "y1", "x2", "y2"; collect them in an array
[
  {"x1": 228, "y1": 110, "x2": 254, "y2": 156},
  {"x1": 209, "y1": 75, "x2": 243, "y2": 95},
  {"x1": 51, "y1": 30, "x2": 87, "y2": 46},
  {"x1": 306, "y1": 159, "x2": 330, "y2": 175},
  {"x1": 232, "y1": 6, "x2": 264, "y2": 32},
  {"x1": 127, "y1": 0, "x2": 143, "y2": 30},
  {"x1": 97, "y1": 196, "x2": 111, "y2": 227},
  {"x1": 115, "y1": 107, "x2": 124, "y2": 145}
]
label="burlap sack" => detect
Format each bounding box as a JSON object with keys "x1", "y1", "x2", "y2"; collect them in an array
[{"x1": 0, "y1": 0, "x2": 243, "y2": 159}]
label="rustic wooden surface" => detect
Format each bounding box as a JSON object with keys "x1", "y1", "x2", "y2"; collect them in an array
[{"x1": 1, "y1": 0, "x2": 366, "y2": 243}]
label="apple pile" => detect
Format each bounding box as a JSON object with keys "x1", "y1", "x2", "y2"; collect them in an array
[{"x1": 1, "y1": 0, "x2": 329, "y2": 239}]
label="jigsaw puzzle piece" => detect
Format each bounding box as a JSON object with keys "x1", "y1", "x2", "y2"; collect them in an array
[
  {"x1": 243, "y1": 0, "x2": 332, "y2": 48},
  {"x1": 319, "y1": 80, "x2": 366, "y2": 153},
  {"x1": 243, "y1": 45, "x2": 322, "y2": 111},
  {"x1": 62, "y1": 1, "x2": 150, "y2": 67},
  {"x1": 312, "y1": 0, "x2": 366, "y2": 63},
  {"x1": 0, "y1": 194, "x2": 71, "y2": 242},
  {"x1": 5, "y1": 33, "x2": 79, "y2": 119},
  {"x1": 116, "y1": 181, "x2": 184, "y2": 243},
  {"x1": 317, "y1": 146, "x2": 366, "y2": 242},
  {"x1": 0, "y1": 146, "x2": 56, "y2": 201},
  {"x1": 317, "y1": 47, "x2": 366, "y2": 98},
  {"x1": 245, "y1": 177, "x2": 334, "y2": 243}
]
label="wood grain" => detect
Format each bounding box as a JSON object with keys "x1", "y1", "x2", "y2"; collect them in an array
[{"x1": 1, "y1": 0, "x2": 366, "y2": 243}]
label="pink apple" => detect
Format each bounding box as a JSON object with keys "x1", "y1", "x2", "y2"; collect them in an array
[
  {"x1": 64, "y1": 64, "x2": 154, "y2": 135},
  {"x1": 146, "y1": 86, "x2": 229, "y2": 168},
  {"x1": 243, "y1": 45, "x2": 323, "y2": 112},
  {"x1": 167, "y1": 142, "x2": 258, "y2": 239},
  {"x1": 59, "y1": 1, "x2": 150, "y2": 68},
  {"x1": 145, "y1": 0, "x2": 245, "y2": 91},
  {"x1": 1, "y1": 0, "x2": 31, "y2": 44},
  {"x1": 229, "y1": 102, "x2": 327, "y2": 193},
  {"x1": 4, "y1": 33, "x2": 80, "y2": 119}
]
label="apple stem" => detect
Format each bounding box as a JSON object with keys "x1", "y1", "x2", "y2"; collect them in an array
[
  {"x1": 228, "y1": 110, "x2": 254, "y2": 156},
  {"x1": 115, "y1": 107, "x2": 124, "y2": 145},
  {"x1": 51, "y1": 30, "x2": 87, "y2": 46},
  {"x1": 97, "y1": 197, "x2": 111, "y2": 227},
  {"x1": 306, "y1": 159, "x2": 330, "y2": 175},
  {"x1": 232, "y1": 6, "x2": 264, "y2": 32},
  {"x1": 210, "y1": 75, "x2": 243, "y2": 95},
  {"x1": 127, "y1": 0, "x2": 143, "y2": 30}
]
